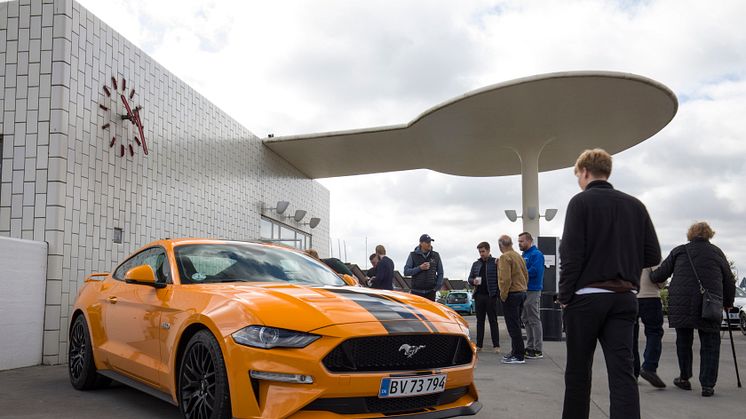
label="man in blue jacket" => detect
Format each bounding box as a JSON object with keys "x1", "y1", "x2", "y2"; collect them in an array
[{"x1": 519, "y1": 232, "x2": 545, "y2": 359}]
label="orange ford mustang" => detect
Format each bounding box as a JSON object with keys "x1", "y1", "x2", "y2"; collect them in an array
[{"x1": 69, "y1": 239, "x2": 481, "y2": 419}]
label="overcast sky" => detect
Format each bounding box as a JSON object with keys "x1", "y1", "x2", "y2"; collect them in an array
[{"x1": 77, "y1": 0, "x2": 746, "y2": 281}]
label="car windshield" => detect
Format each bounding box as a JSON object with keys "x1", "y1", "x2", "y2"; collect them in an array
[
  {"x1": 174, "y1": 242, "x2": 345, "y2": 286},
  {"x1": 447, "y1": 293, "x2": 468, "y2": 303},
  {"x1": 736, "y1": 287, "x2": 746, "y2": 298}
]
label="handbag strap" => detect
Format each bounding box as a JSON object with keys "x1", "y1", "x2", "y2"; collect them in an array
[{"x1": 684, "y1": 244, "x2": 706, "y2": 295}]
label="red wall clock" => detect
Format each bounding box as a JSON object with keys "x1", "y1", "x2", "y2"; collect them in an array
[{"x1": 99, "y1": 76, "x2": 148, "y2": 157}]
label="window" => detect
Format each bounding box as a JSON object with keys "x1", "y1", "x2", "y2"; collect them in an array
[
  {"x1": 260, "y1": 217, "x2": 312, "y2": 250},
  {"x1": 174, "y1": 242, "x2": 344, "y2": 286},
  {"x1": 113, "y1": 247, "x2": 170, "y2": 283}
]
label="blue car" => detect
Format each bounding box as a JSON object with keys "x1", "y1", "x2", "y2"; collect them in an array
[{"x1": 445, "y1": 291, "x2": 474, "y2": 315}]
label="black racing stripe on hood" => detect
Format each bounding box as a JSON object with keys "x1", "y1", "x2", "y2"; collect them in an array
[
  {"x1": 324, "y1": 288, "x2": 430, "y2": 334},
  {"x1": 377, "y1": 293, "x2": 438, "y2": 333}
]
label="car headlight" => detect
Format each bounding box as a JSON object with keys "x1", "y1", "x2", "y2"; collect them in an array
[{"x1": 232, "y1": 326, "x2": 320, "y2": 349}]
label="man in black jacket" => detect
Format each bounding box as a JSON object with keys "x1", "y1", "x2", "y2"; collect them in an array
[
  {"x1": 559, "y1": 149, "x2": 661, "y2": 419},
  {"x1": 467, "y1": 242, "x2": 501, "y2": 353},
  {"x1": 404, "y1": 234, "x2": 444, "y2": 301},
  {"x1": 370, "y1": 245, "x2": 394, "y2": 290}
]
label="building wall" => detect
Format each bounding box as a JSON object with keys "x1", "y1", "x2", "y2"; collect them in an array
[{"x1": 0, "y1": 0, "x2": 330, "y2": 365}]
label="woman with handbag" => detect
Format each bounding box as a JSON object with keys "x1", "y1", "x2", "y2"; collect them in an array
[{"x1": 651, "y1": 221, "x2": 735, "y2": 396}]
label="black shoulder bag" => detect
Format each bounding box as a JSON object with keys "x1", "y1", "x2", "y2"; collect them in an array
[{"x1": 684, "y1": 244, "x2": 723, "y2": 322}]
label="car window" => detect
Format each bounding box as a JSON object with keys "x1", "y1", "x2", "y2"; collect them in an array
[
  {"x1": 447, "y1": 293, "x2": 468, "y2": 303},
  {"x1": 174, "y1": 242, "x2": 345, "y2": 286},
  {"x1": 736, "y1": 287, "x2": 746, "y2": 298},
  {"x1": 139, "y1": 248, "x2": 170, "y2": 283},
  {"x1": 113, "y1": 246, "x2": 170, "y2": 283}
]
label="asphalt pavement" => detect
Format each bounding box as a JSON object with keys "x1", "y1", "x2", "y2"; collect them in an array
[{"x1": 0, "y1": 316, "x2": 744, "y2": 418}]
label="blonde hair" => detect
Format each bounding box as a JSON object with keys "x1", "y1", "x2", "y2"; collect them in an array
[
  {"x1": 574, "y1": 148, "x2": 612, "y2": 178},
  {"x1": 375, "y1": 245, "x2": 386, "y2": 255},
  {"x1": 687, "y1": 222, "x2": 715, "y2": 241},
  {"x1": 304, "y1": 249, "x2": 320, "y2": 260}
]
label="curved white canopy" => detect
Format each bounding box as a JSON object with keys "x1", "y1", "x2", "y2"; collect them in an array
[{"x1": 264, "y1": 71, "x2": 677, "y2": 179}]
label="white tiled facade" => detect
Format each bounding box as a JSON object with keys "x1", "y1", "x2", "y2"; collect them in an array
[{"x1": 0, "y1": 0, "x2": 330, "y2": 365}]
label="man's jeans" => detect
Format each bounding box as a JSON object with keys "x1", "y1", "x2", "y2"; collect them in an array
[
  {"x1": 503, "y1": 291, "x2": 526, "y2": 358},
  {"x1": 632, "y1": 297, "x2": 664, "y2": 375},
  {"x1": 676, "y1": 328, "x2": 721, "y2": 388},
  {"x1": 522, "y1": 290, "x2": 543, "y2": 352}
]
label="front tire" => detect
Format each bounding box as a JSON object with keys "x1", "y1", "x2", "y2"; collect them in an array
[
  {"x1": 68, "y1": 315, "x2": 111, "y2": 390},
  {"x1": 178, "y1": 330, "x2": 232, "y2": 419},
  {"x1": 740, "y1": 312, "x2": 746, "y2": 336}
]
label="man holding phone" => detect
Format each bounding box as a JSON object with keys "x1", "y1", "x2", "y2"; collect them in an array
[
  {"x1": 468, "y1": 241, "x2": 500, "y2": 353},
  {"x1": 404, "y1": 234, "x2": 444, "y2": 301}
]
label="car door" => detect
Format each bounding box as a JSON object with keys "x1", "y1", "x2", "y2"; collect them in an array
[{"x1": 103, "y1": 247, "x2": 170, "y2": 386}]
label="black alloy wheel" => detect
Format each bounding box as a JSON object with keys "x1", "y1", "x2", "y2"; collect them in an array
[
  {"x1": 68, "y1": 315, "x2": 111, "y2": 390},
  {"x1": 178, "y1": 330, "x2": 231, "y2": 419}
]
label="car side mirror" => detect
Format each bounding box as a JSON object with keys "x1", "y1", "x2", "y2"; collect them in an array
[
  {"x1": 341, "y1": 274, "x2": 360, "y2": 287},
  {"x1": 125, "y1": 265, "x2": 165, "y2": 289}
]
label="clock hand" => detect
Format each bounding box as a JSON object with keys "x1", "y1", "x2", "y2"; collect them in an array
[
  {"x1": 120, "y1": 94, "x2": 135, "y2": 122},
  {"x1": 133, "y1": 108, "x2": 148, "y2": 155}
]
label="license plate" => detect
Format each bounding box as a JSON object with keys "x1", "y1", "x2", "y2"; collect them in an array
[
  {"x1": 378, "y1": 374, "x2": 446, "y2": 398},
  {"x1": 728, "y1": 313, "x2": 739, "y2": 320}
]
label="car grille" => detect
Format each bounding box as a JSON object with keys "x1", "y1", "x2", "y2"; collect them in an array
[
  {"x1": 303, "y1": 386, "x2": 469, "y2": 415},
  {"x1": 323, "y1": 334, "x2": 473, "y2": 373}
]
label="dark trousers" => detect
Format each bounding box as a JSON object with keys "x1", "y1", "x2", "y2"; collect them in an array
[
  {"x1": 633, "y1": 298, "x2": 664, "y2": 375},
  {"x1": 675, "y1": 328, "x2": 721, "y2": 388},
  {"x1": 411, "y1": 289, "x2": 436, "y2": 301},
  {"x1": 562, "y1": 292, "x2": 639, "y2": 419},
  {"x1": 474, "y1": 293, "x2": 500, "y2": 348},
  {"x1": 503, "y1": 292, "x2": 526, "y2": 358}
]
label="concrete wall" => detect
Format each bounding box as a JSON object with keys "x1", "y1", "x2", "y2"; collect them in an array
[
  {"x1": 0, "y1": 236, "x2": 47, "y2": 370},
  {"x1": 0, "y1": 0, "x2": 330, "y2": 365}
]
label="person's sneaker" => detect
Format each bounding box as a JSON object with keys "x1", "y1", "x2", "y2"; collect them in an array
[
  {"x1": 673, "y1": 377, "x2": 692, "y2": 390},
  {"x1": 501, "y1": 355, "x2": 525, "y2": 364},
  {"x1": 701, "y1": 387, "x2": 714, "y2": 397},
  {"x1": 640, "y1": 369, "x2": 666, "y2": 388},
  {"x1": 493, "y1": 347, "x2": 500, "y2": 354},
  {"x1": 525, "y1": 350, "x2": 544, "y2": 359},
  {"x1": 502, "y1": 352, "x2": 513, "y2": 360}
]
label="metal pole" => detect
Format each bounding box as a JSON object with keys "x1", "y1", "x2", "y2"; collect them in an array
[
  {"x1": 344, "y1": 240, "x2": 347, "y2": 262},
  {"x1": 338, "y1": 239, "x2": 341, "y2": 261},
  {"x1": 728, "y1": 323, "x2": 742, "y2": 387},
  {"x1": 365, "y1": 236, "x2": 368, "y2": 269}
]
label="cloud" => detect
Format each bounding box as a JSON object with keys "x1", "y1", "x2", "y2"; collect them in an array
[{"x1": 77, "y1": 0, "x2": 746, "y2": 280}]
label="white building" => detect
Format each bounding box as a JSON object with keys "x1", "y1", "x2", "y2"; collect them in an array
[{"x1": 0, "y1": 0, "x2": 330, "y2": 366}]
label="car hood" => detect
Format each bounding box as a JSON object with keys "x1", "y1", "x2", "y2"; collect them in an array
[{"x1": 207, "y1": 284, "x2": 461, "y2": 333}]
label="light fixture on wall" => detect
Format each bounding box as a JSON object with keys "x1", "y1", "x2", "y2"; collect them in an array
[
  {"x1": 287, "y1": 209, "x2": 307, "y2": 222},
  {"x1": 265, "y1": 200, "x2": 290, "y2": 215},
  {"x1": 504, "y1": 208, "x2": 558, "y2": 222},
  {"x1": 302, "y1": 217, "x2": 321, "y2": 229}
]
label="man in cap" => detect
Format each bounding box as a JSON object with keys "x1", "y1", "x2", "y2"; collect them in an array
[{"x1": 404, "y1": 234, "x2": 444, "y2": 301}]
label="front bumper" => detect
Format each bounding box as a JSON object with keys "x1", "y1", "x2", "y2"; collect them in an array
[{"x1": 223, "y1": 321, "x2": 479, "y2": 419}]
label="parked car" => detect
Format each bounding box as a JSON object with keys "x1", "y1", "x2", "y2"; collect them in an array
[
  {"x1": 445, "y1": 291, "x2": 474, "y2": 315},
  {"x1": 722, "y1": 287, "x2": 746, "y2": 329},
  {"x1": 740, "y1": 307, "x2": 746, "y2": 336},
  {"x1": 69, "y1": 239, "x2": 481, "y2": 419}
]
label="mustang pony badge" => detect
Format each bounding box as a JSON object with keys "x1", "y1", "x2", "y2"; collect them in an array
[{"x1": 399, "y1": 344, "x2": 426, "y2": 358}]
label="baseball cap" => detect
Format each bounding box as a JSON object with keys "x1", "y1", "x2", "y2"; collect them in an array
[{"x1": 419, "y1": 234, "x2": 434, "y2": 243}]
